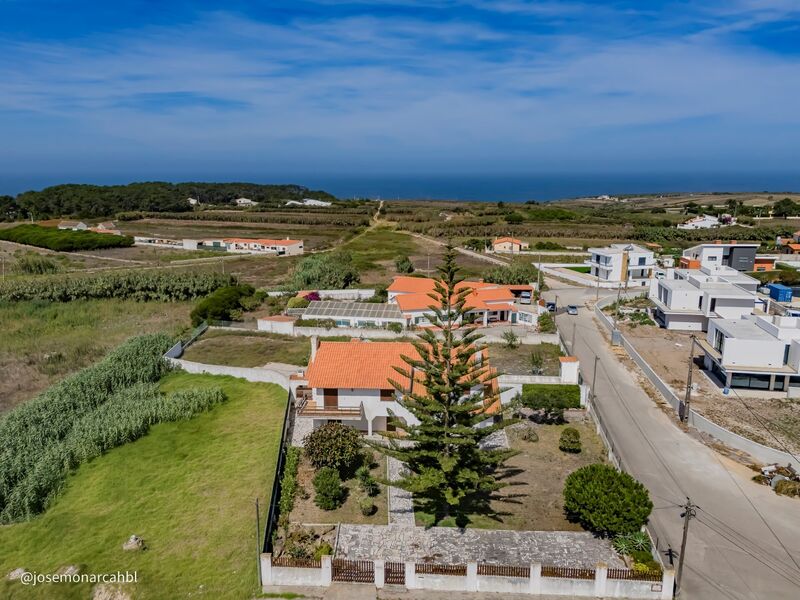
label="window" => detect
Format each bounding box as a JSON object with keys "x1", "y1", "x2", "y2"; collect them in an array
[
  {"x1": 638, "y1": 257, "x2": 646, "y2": 265},
  {"x1": 708, "y1": 256, "x2": 717, "y2": 261},
  {"x1": 380, "y1": 389, "x2": 394, "y2": 402},
  {"x1": 784, "y1": 345, "x2": 791, "y2": 365},
  {"x1": 709, "y1": 298, "x2": 717, "y2": 312},
  {"x1": 323, "y1": 388, "x2": 338, "y2": 408}
]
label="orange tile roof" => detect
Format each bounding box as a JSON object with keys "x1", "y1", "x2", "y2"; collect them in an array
[
  {"x1": 494, "y1": 237, "x2": 524, "y2": 245},
  {"x1": 559, "y1": 356, "x2": 578, "y2": 363},
  {"x1": 788, "y1": 244, "x2": 800, "y2": 251},
  {"x1": 389, "y1": 276, "x2": 517, "y2": 313},
  {"x1": 306, "y1": 340, "x2": 420, "y2": 389},
  {"x1": 223, "y1": 238, "x2": 302, "y2": 246}
]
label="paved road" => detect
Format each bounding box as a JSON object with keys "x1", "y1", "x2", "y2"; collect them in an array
[{"x1": 543, "y1": 280, "x2": 800, "y2": 600}]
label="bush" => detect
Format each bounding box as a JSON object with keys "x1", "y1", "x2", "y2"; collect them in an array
[
  {"x1": 359, "y1": 496, "x2": 376, "y2": 516},
  {"x1": 518, "y1": 427, "x2": 539, "y2": 442},
  {"x1": 0, "y1": 224, "x2": 133, "y2": 251},
  {"x1": 356, "y1": 465, "x2": 380, "y2": 497},
  {"x1": 502, "y1": 330, "x2": 520, "y2": 349},
  {"x1": 314, "y1": 542, "x2": 333, "y2": 559},
  {"x1": 387, "y1": 322, "x2": 403, "y2": 333},
  {"x1": 313, "y1": 467, "x2": 344, "y2": 510},
  {"x1": 289, "y1": 251, "x2": 360, "y2": 290},
  {"x1": 0, "y1": 270, "x2": 235, "y2": 303},
  {"x1": 287, "y1": 296, "x2": 310, "y2": 309},
  {"x1": 521, "y1": 384, "x2": 581, "y2": 409},
  {"x1": 563, "y1": 464, "x2": 653, "y2": 537},
  {"x1": 559, "y1": 427, "x2": 582, "y2": 453},
  {"x1": 278, "y1": 447, "x2": 302, "y2": 523},
  {"x1": 504, "y1": 212, "x2": 524, "y2": 224},
  {"x1": 190, "y1": 284, "x2": 255, "y2": 325},
  {"x1": 303, "y1": 423, "x2": 363, "y2": 476},
  {"x1": 395, "y1": 255, "x2": 414, "y2": 274},
  {"x1": 11, "y1": 253, "x2": 62, "y2": 275},
  {"x1": 775, "y1": 479, "x2": 800, "y2": 498},
  {"x1": 538, "y1": 311, "x2": 556, "y2": 333}
]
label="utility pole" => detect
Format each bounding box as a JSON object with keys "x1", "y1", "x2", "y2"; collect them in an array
[
  {"x1": 676, "y1": 497, "x2": 697, "y2": 597},
  {"x1": 591, "y1": 354, "x2": 599, "y2": 401},
  {"x1": 571, "y1": 321, "x2": 577, "y2": 352},
  {"x1": 682, "y1": 336, "x2": 696, "y2": 423},
  {"x1": 614, "y1": 284, "x2": 623, "y2": 326}
]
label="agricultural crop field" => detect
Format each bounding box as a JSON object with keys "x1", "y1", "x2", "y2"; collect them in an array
[{"x1": 0, "y1": 372, "x2": 288, "y2": 599}]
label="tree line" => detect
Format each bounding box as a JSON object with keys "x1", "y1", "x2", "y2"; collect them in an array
[{"x1": 0, "y1": 182, "x2": 338, "y2": 220}]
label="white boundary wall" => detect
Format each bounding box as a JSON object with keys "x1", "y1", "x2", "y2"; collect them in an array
[
  {"x1": 594, "y1": 297, "x2": 795, "y2": 465},
  {"x1": 261, "y1": 555, "x2": 673, "y2": 599},
  {"x1": 167, "y1": 358, "x2": 290, "y2": 390}
]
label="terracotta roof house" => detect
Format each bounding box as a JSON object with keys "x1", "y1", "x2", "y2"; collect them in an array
[
  {"x1": 387, "y1": 275, "x2": 540, "y2": 327},
  {"x1": 295, "y1": 338, "x2": 499, "y2": 435},
  {"x1": 492, "y1": 237, "x2": 530, "y2": 253}
]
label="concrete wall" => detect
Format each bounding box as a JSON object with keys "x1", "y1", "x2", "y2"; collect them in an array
[
  {"x1": 294, "y1": 326, "x2": 404, "y2": 339},
  {"x1": 266, "y1": 289, "x2": 376, "y2": 300},
  {"x1": 595, "y1": 297, "x2": 796, "y2": 466},
  {"x1": 257, "y1": 319, "x2": 295, "y2": 335},
  {"x1": 168, "y1": 358, "x2": 290, "y2": 390}
]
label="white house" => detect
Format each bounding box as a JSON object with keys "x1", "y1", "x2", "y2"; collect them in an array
[
  {"x1": 293, "y1": 339, "x2": 500, "y2": 435},
  {"x1": 187, "y1": 197, "x2": 200, "y2": 206},
  {"x1": 57, "y1": 221, "x2": 88, "y2": 231},
  {"x1": 679, "y1": 241, "x2": 759, "y2": 272},
  {"x1": 701, "y1": 315, "x2": 800, "y2": 392},
  {"x1": 586, "y1": 244, "x2": 655, "y2": 285},
  {"x1": 222, "y1": 238, "x2": 304, "y2": 255},
  {"x1": 678, "y1": 214, "x2": 719, "y2": 230},
  {"x1": 492, "y1": 237, "x2": 530, "y2": 253},
  {"x1": 650, "y1": 266, "x2": 760, "y2": 331},
  {"x1": 235, "y1": 197, "x2": 259, "y2": 207}
]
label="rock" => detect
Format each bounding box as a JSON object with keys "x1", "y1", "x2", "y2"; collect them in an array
[
  {"x1": 122, "y1": 534, "x2": 146, "y2": 551},
  {"x1": 6, "y1": 568, "x2": 26, "y2": 581},
  {"x1": 92, "y1": 583, "x2": 132, "y2": 600},
  {"x1": 56, "y1": 565, "x2": 81, "y2": 576}
]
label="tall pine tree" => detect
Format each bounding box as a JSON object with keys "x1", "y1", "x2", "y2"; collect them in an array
[{"x1": 371, "y1": 243, "x2": 517, "y2": 526}]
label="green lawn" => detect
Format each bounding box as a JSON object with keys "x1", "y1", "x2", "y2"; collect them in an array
[
  {"x1": 0, "y1": 373, "x2": 287, "y2": 600},
  {"x1": 339, "y1": 226, "x2": 420, "y2": 273},
  {"x1": 565, "y1": 266, "x2": 591, "y2": 273}
]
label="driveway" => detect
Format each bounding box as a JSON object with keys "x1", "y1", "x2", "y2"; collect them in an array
[{"x1": 543, "y1": 279, "x2": 800, "y2": 600}]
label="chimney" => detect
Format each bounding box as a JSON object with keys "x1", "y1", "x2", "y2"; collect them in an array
[
  {"x1": 310, "y1": 335, "x2": 319, "y2": 362},
  {"x1": 729, "y1": 240, "x2": 737, "y2": 244},
  {"x1": 714, "y1": 240, "x2": 721, "y2": 244}
]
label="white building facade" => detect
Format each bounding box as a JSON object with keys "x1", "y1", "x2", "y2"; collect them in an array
[{"x1": 586, "y1": 244, "x2": 655, "y2": 286}]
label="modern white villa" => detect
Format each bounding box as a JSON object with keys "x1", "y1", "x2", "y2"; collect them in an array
[
  {"x1": 291, "y1": 338, "x2": 500, "y2": 435},
  {"x1": 700, "y1": 314, "x2": 800, "y2": 392},
  {"x1": 679, "y1": 241, "x2": 759, "y2": 272},
  {"x1": 649, "y1": 266, "x2": 761, "y2": 331},
  {"x1": 586, "y1": 244, "x2": 655, "y2": 286},
  {"x1": 677, "y1": 214, "x2": 735, "y2": 230}
]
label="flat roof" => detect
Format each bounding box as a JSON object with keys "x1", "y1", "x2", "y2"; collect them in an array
[
  {"x1": 712, "y1": 318, "x2": 774, "y2": 340},
  {"x1": 302, "y1": 300, "x2": 404, "y2": 321},
  {"x1": 660, "y1": 279, "x2": 698, "y2": 292}
]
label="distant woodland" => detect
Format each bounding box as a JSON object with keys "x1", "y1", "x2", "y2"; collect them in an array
[{"x1": 0, "y1": 182, "x2": 337, "y2": 220}]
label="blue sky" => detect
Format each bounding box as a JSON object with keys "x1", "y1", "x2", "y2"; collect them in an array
[{"x1": 1, "y1": 0, "x2": 799, "y2": 192}]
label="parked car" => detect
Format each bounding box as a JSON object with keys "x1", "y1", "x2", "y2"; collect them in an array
[
  {"x1": 567, "y1": 305, "x2": 578, "y2": 315},
  {"x1": 545, "y1": 301, "x2": 557, "y2": 312}
]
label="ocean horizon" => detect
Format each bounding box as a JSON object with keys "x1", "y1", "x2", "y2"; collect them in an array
[{"x1": 2, "y1": 171, "x2": 799, "y2": 203}]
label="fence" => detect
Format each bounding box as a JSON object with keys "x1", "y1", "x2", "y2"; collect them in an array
[
  {"x1": 260, "y1": 554, "x2": 673, "y2": 599},
  {"x1": 593, "y1": 297, "x2": 796, "y2": 466},
  {"x1": 261, "y1": 389, "x2": 295, "y2": 555},
  {"x1": 167, "y1": 358, "x2": 291, "y2": 390}
]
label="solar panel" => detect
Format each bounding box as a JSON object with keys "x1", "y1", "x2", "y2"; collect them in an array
[{"x1": 303, "y1": 300, "x2": 403, "y2": 320}]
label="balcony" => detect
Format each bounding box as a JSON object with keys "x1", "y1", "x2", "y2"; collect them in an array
[{"x1": 298, "y1": 401, "x2": 363, "y2": 419}]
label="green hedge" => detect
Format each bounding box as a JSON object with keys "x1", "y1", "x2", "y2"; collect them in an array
[
  {"x1": 521, "y1": 384, "x2": 581, "y2": 409},
  {"x1": 0, "y1": 334, "x2": 187, "y2": 522},
  {"x1": 0, "y1": 224, "x2": 133, "y2": 251},
  {"x1": 190, "y1": 284, "x2": 255, "y2": 325},
  {"x1": 0, "y1": 270, "x2": 235, "y2": 303}
]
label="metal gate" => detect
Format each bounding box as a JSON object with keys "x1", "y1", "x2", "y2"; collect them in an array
[
  {"x1": 384, "y1": 561, "x2": 405, "y2": 585},
  {"x1": 332, "y1": 559, "x2": 375, "y2": 583}
]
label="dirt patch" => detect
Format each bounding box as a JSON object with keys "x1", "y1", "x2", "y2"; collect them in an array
[
  {"x1": 488, "y1": 342, "x2": 563, "y2": 376},
  {"x1": 622, "y1": 325, "x2": 800, "y2": 456}
]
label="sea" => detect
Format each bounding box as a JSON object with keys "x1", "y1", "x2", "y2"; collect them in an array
[{"x1": 2, "y1": 172, "x2": 799, "y2": 203}]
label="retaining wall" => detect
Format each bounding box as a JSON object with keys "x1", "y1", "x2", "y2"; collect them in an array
[{"x1": 167, "y1": 358, "x2": 290, "y2": 390}]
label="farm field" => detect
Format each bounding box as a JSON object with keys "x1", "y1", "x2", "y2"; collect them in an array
[
  {"x1": 415, "y1": 422, "x2": 607, "y2": 530},
  {"x1": 0, "y1": 373, "x2": 288, "y2": 600},
  {"x1": 0, "y1": 298, "x2": 191, "y2": 412}
]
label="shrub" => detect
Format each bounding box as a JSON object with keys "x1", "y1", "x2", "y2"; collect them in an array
[
  {"x1": 775, "y1": 479, "x2": 800, "y2": 498},
  {"x1": 313, "y1": 467, "x2": 344, "y2": 510},
  {"x1": 304, "y1": 291, "x2": 321, "y2": 302},
  {"x1": 0, "y1": 270, "x2": 234, "y2": 303},
  {"x1": 314, "y1": 542, "x2": 333, "y2": 559},
  {"x1": 504, "y1": 212, "x2": 524, "y2": 224},
  {"x1": 502, "y1": 330, "x2": 519, "y2": 349},
  {"x1": 538, "y1": 311, "x2": 556, "y2": 333},
  {"x1": 278, "y1": 447, "x2": 302, "y2": 524},
  {"x1": 11, "y1": 253, "x2": 62, "y2": 275},
  {"x1": 356, "y1": 465, "x2": 380, "y2": 497},
  {"x1": 395, "y1": 255, "x2": 414, "y2": 274},
  {"x1": 387, "y1": 322, "x2": 403, "y2": 333},
  {"x1": 303, "y1": 423, "x2": 363, "y2": 475},
  {"x1": 559, "y1": 427, "x2": 582, "y2": 453},
  {"x1": 190, "y1": 284, "x2": 255, "y2": 325},
  {"x1": 0, "y1": 224, "x2": 133, "y2": 251},
  {"x1": 287, "y1": 296, "x2": 310, "y2": 309},
  {"x1": 289, "y1": 251, "x2": 360, "y2": 290},
  {"x1": 563, "y1": 464, "x2": 653, "y2": 537},
  {"x1": 359, "y1": 496, "x2": 376, "y2": 516},
  {"x1": 518, "y1": 427, "x2": 539, "y2": 442}
]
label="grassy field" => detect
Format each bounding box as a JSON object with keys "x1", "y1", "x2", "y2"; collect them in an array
[
  {"x1": 415, "y1": 422, "x2": 607, "y2": 530},
  {"x1": 488, "y1": 342, "x2": 564, "y2": 376},
  {"x1": 181, "y1": 330, "x2": 313, "y2": 367},
  {"x1": 0, "y1": 299, "x2": 191, "y2": 412},
  {"x1": 0, "y1": 372, "x2": 288, "y2": 600}
]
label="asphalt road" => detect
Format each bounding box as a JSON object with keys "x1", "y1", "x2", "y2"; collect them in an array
[{"x1": 543, "y1": 279, "x2": 800, "y2": 600}]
